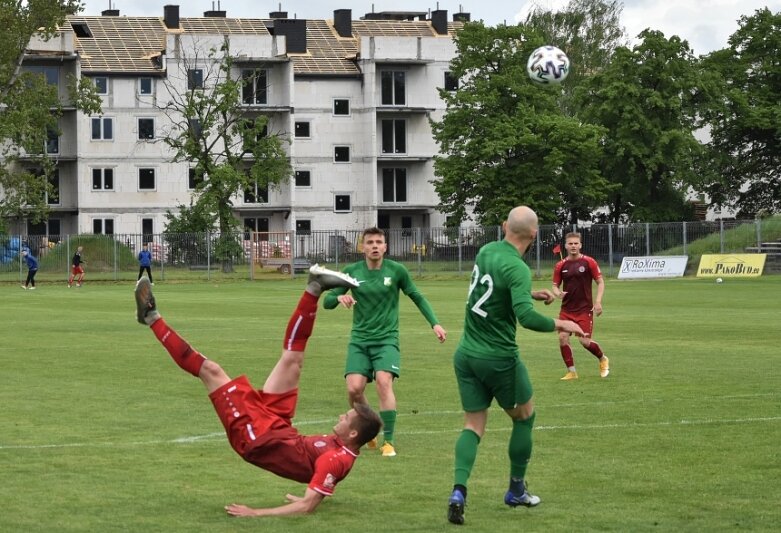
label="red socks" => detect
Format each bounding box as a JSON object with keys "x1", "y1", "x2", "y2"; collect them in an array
[
  {"x1": 560, "y1": 344, "x2": 574, "y2": 367},
  {"x1": 586, "y1": 340, "x2": 604, "y2": 358},
  {"x1": 151, "y1": 318, "x2": 206, "y2": 377},
  {"x1": 283, "y1": 291, "x2": 318, "y2": 352}
]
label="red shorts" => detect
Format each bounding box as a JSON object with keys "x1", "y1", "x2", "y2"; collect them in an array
[
  {"x1": 208, "y1": 375, "x2": 298, "y2": 456},
  {"x1": 559, "y1": 310, "x2": 594, "y2": 337},
  {"x1": 71, "y1": 266, "x2": 84, "y2": 275}
]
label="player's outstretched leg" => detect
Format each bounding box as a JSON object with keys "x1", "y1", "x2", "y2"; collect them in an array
[{"x1": 307, "y1": 264, "x2": 359, "y2": 295}]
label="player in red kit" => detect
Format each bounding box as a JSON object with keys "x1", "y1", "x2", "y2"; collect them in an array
[
  {"x1": 552, "y1": 232, "x2": 610, "y2": 380},
  {"x1": 134, "y1": 265, "x2": 382, "y2": 517}
]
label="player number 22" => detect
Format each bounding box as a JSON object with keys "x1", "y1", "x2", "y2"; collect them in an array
[{"x1": 467, "y1": 265, "x2": 493, "y2": 318}]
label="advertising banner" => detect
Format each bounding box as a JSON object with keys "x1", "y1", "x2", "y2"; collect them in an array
[
  {"x1": 618, "y1": 256, "x2": 688, "y2": 279},
  {"x1": 697, "y1": 254, "x2": 766, "y2": 277}
]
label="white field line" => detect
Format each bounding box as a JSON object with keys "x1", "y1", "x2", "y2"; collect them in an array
[{"x1": 1, "y1": 414, "x2": 778, "y2": 451}]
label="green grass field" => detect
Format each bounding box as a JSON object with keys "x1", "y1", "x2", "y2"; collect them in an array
[{"x1": 1, "y1": 277, "x2": 779, "y2": 532}]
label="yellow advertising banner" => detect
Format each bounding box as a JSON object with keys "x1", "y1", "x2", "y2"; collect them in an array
[{"x1": 697, "y1": 254, "x2": 766, "y2": 277}]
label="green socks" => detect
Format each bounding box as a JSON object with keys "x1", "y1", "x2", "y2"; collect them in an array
[
  {"x1": 380, "y1": 410, "x2": 396, "y2": 444},
  {"x1": 509, "y1": 412, "x2": 535, "y2": 479},
  {"x1": 454, "y1": 429, "x2": 481, "y2": 486}
]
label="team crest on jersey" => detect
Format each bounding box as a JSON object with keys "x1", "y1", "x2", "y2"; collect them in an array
[
  {"x1": 384, "y1": 277, "x2": 392, "y2": 286},
  {"x1": 324, "y1": 473, "x2": 336, "y2": 489},
  {"x1": 578, "y1": 266, "x2": 586, "y2": 273},
  {"x1": 314, "y1": 440, "x2": 327, "y2": 448}
]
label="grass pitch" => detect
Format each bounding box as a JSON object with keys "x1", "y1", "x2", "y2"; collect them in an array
[{"x1": 1, "y1": 277, "x2": 779, "y2": 532}]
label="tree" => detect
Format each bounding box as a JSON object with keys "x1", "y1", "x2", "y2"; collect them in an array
[
  {"x1": 575, "y1": 30, "x2": 705, "y2": 222},
  {"x1": 524, "y1": 0, "x2": 628, "y2": 115},
  {"x1": 431, "y1": 22, "x2": 609, "y2": 225},
  {"x1": 699, "y1": 8, "x2": 781, "y2": 218},
  {"x1": 0, "y1": 0, "x2": 101, "y2": 232},
  {"x1": 159, "y1": 37, "x2": 291, "y2": 271}
]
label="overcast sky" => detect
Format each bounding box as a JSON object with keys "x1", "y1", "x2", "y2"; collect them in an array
[{"x1": 81, "y1": 0, "x2": 779, "y2": 56}]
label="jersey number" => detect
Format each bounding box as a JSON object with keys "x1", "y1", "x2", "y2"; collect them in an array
[{"x1": 467, "y1": 265, "x2": 493, "y2": 318}]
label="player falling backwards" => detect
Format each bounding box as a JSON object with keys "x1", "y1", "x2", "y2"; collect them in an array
[
  {"x1": 552, "y1": 232, "x2": 610, "y2": 380},
  {"x1": 134, "y1": 266, "x2": 382, "y2": 517}
]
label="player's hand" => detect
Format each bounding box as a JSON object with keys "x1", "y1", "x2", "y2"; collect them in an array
[
  {"x1": 432, "y1": 324, "x2": 447, "y2": 343},
  {"x1": 531, "y1": 289, "x2": 555, "y2": 305},
  {"x1": 555, "y1": 319, "x2": 584, "y2": 337},
  {"x1": 225, "y1": 503, "x2": 258, "y2": 517},
  {"x1": 337, "y1": 294, "x2": 356, "y2": 309},
  {"x1": 592, "y1": 303, "x2": 603, "y2": 316}
]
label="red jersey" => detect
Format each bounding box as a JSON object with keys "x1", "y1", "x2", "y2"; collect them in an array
[
  {"x1": 553, "y1": 255, "x2": 602, "y2": 314},
  {"x1": 209, "y1": 376, "x2": 358, "y2": 497},
  {"x1": 243, "y1": 430, "x2": 357, "y2": 496}
]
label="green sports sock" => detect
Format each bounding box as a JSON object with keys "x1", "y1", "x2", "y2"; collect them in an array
[
  {"x1": 454, "y1": 429, "x2": 481, "y2": 487},
  {"x1": 509, "y1": 412, "x2": 536, "y2": 480},
  {"x1": 380, "y1": 410, "x2": 396, "y2": 444}
]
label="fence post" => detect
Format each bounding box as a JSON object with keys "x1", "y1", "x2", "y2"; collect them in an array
[
  {"x1": 66, "y1": 235, "x2": 71, "y2": 281},
  {"x1": 756, "y1": 218, "x2": 762, "y2": 250},
  {"x1": 682, "y1": 221, "x2": 687, "y2": 256},
  {"x1": 608, "y1": 224, "x2": 614, "y2": 275},
  {"x1": 160, "y1": 234, "x2": 165, "y2": 282},
  {"x1": 415, "y1": 227, "x2": 422, "y2": 276},
  {"x1": 458, "y1": 226, "x2": 463, "y2": 275},
  {"x1": 114, "y1": 238, "x2": 118, "y2": 280},
  {"x1": 719, "y1": 219, "x2": 725, "y2": 253},
  {"x1": 535, "y1": 231, "x2": 541, "y2": 277},
  {"x1": 645, "y1": 223, "x2": 651, "y2": 256},
  {"x1": 206, "y1": 230, "x2": 211, "y2": 281}
]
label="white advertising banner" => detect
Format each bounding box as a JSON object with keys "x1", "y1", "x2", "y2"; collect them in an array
[{"x1": 618, "y1": 256, "x2": 688, "y2": 279}]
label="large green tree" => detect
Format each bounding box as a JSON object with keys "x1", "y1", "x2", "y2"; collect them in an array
[
  {"x1": 160, "y1": 39, "x2": 291, "y2": 271},
  {"x1": 431, "y1": 22, "x2": 608, "y2": 225},
  {"x1": 0, "y1": 0, "x2": 100, "y2": 231},
  {"x1": 575, "y1": 30, "x2": 704, "y2": 222},
  {"x1": 699, "y1": 8, "x2": 781, "y2": 218}
]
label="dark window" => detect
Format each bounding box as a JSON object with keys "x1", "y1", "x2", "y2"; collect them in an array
[
  {"x1": 47, "y1": 172, "x2": 60, "y2": 205},
  {"x1": 138, "y1": 168, "x2": 156, "y2": 190},
  {"x1": 139, "y1": 77, "x2": 153, "y2": 95},
  {"x1": 241, "y1": 69, "x2": 268, "y2": 104},
  {"x1": 295, "y1": 170, "x2": 311, "y2": 187},
  {"x1": 93, "y1": 219, "x2": 114, "y2": 235},
  {"x1": 188, "y1": 168, "x2": 204, "y2": 190},
  {"x1": 381, "y1": 119, "x2": 406, "y2": 154},
  {"x1": 138, "y1": 118, "x2": 154, "y2": 140},
  {"x1": 142, "y1": 218, "x2": 154, "y2": 243},
  {"x1": 444, "y1": 71, "x2": 459, "y2": 91},
  {"x1": 187, "y1": 69, "x2": 204, "y2": 90},
  {"x1": 91, "y1": 117, "x2": 113, "y2": 140},
  {"x1": 294, "y1": 121, "x2": 310, "y2": 138},
  {"x1": 27, "y1": 66, "x2": 59, "y2": 86},
  {"x1": 334, "y1": 146, "x2": 350, "y2": 162},
  {"x1": 46, "y1": 127, "x2": 59, "y2": 154},
  {"x1": 334, "y1": 194, "x2": 351, "y2": 212},
  {"x1": 333, "y1": 99, "x2": 350, "y2": 115},
  {"x1": 92, "y1": 168, "x2": 114, "y2": 190},
  {"x1": 382, "y1": 168, "x2": 407, "y2": 202},
  {"x1": 244, "y1": 182, "x2": 269, "y2": 203},
  {"x1": 93, "y1": 77, "x2": 108, "y2": 94},
  {"x1": 378, "y1": 214, "x2": 390, "y2": 229},
  {"x1": 296, "y1": 220, "x2": 312, "y2": 235},
  {"x1": 188, "y1": 119, "x2": 202, "y2": 141},
  {"x1": 381, "y1": 71, "x2": 406, "y2": 105}
]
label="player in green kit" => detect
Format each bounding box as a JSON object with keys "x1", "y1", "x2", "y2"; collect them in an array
[
  {"x1": 446, "y1": 206, "x2": 584, "y2": 525},
  {"x1": 323, "y1": 227, "x2": 447, "y2": 458}
]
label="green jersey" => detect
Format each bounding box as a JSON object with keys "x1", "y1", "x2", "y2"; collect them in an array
[
  {"x1": 457, "y1": 240, "x2": 555, "y2": 359},
  {"x1": 323, "y1": 259, "x2": 439, "y2": 344}
]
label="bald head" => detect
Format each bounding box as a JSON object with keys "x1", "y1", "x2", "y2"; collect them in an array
[{"x1": 505, "y1": 206, "x2": 539, "y2": 240}]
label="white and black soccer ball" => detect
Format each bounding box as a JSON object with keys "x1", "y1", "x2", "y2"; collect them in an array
[{"x1": 527, "y1": 45, "x2": 570, "y2": 84}]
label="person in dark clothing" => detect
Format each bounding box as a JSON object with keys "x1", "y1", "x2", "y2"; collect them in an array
[
  {"x1": 137, "y1": 243, "x2": 154, "y2": 284},
  {"x1": 21, "y1": 250, "x2": 38, "y2": 290}
]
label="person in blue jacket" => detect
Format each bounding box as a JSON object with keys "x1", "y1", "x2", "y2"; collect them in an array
[
  {"x1": 21, "y1": 250, "x2": 38, "y2": 290},
  {"x1": 137, "y1": 243, "x2": 154, "y2": 284}
]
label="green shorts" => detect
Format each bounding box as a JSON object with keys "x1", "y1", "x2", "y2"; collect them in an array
[
  {"x1": 453, "y1": 349, "x2": 533, "y2": 412},
  {"x1": 345, "y1": 342, "x2": 401, "y2": 382}
]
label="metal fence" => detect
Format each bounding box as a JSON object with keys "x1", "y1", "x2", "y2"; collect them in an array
[{"x1": 1, "y1": 218, "x2": 779, "y2": 283}]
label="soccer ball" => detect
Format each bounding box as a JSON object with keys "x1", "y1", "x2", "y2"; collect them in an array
[
  {"x1": 716, "y1": 277, "x2": 723, "y2": 284},
  {"x1": 527, "y1": 45, "x2": 570, "y2": 84}
]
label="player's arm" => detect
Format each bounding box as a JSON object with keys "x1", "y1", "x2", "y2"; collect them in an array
[
  {"x1": 322, "y1": 285, "x2": 352, "y2": 309},
  {"x1": 225, "y1": 488, "x2": 325, "y2": 517},
  {"x1": 531, "y1": 289, "x2": 556, "y2": 305},
  {"x1": 403, "y1": 273, "x2": 446, "y2": 342},
  {"x1": 593, "y1": 275, "x2": 605, "y2": 316},
  {"x1": 551, "y1": 261, "x2": 565, "y2": 298}
]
